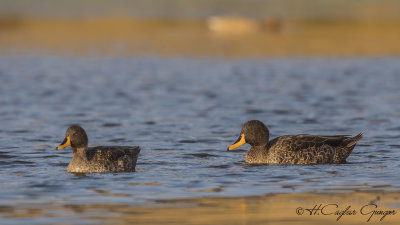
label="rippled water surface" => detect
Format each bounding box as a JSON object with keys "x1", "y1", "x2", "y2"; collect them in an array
[{"x1": 1, "y1": 56, "x2": 400, "y2": 223}]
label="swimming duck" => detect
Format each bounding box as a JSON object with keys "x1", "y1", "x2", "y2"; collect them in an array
[
  {"x1": 228, "y1": 120, "x2": 362, "y2": 165},
  {"x1": 56, "y1": 125, "x2": 140, "y2": 173}
]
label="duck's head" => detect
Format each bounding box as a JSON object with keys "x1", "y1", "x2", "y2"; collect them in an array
[
  {"x1": 227, "y1": 120, "x2": 269, "y2": 151},
  {"x1": 56, "y1": 125, "x2": 88, "y2": 150}
]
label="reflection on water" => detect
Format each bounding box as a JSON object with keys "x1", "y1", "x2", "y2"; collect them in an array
[{"x1": 1, "y1": 56, "x2": 400, "y2": 223}]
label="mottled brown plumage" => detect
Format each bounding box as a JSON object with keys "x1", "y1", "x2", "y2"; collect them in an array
[
  {"x1": 56, "y1": 125, "x2": 140, "y2": 173},
  {"x1": 228, "y1": 120, "x2": 363, "y2": 165}
]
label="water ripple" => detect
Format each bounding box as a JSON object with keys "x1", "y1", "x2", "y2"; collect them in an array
[{"x1": 0, "y1": 56, "x2": 399, "y2": 218}]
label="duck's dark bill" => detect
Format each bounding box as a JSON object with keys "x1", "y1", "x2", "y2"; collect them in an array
[
  {"x1": 56, "y1": 136, "x2": 71, "y2": 150},
  {"x1": 227, "y1": 134, "x2": 246, "y2": 151}
]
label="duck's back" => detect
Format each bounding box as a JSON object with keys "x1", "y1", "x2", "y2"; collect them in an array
[
  {"x1": 264, "y1": 133, "x2": 362, "y2": 164},
  {"x1": 87, "y1": 146, "x2": 140, "y2": 172}
]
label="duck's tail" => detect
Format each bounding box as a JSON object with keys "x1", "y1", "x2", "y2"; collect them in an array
[
  {"x1": 334, "y1": 132, "x2": 363, "y2": 163},
  {"x1": 346, "y1": 132, "x2": 363, "y2": 147}
]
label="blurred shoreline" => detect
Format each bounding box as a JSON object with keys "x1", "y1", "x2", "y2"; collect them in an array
[
  {"x1": 2, "y1": 191, "x2": 399, "y2": 224},
  {"x1": 1, "y1": 16, "x2": 400, "y2": 57}
]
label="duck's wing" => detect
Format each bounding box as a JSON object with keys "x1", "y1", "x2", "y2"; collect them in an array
[
  {"x1": 271, "y1": 134, "x2": 353, "y2": 152},
  {"x1": 86, "y1": 146, "x2": 140, "y2": 162}
]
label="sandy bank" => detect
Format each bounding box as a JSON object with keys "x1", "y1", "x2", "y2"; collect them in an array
[
  {"x1": 1, "y1": 192, "x2": 399, "y2": 224},
  {"x1": 0, "y1": 18, "x2": 400, "y2": 57}
]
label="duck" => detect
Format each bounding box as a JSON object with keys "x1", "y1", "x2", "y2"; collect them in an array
[
  {"x1": 55, "y1": 125, "x2": 140, "y2": 173},
  {"x1": 227, "y1": 120, "x2": 362, "y2": 165}
]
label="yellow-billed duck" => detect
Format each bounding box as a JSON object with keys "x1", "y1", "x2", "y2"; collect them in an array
[
  {"x1": 56, "y1": 125, "x2": 140, "y2": 173},
  {"x1": 228, "y1": 120, "x2": 362, "y2": 165}
]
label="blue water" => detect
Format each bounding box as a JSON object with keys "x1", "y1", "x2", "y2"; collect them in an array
[{"x1": 0, "y1": 56, "x2": 400, "y2": 223}]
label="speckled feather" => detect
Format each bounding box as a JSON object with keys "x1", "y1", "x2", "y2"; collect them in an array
[
  {"x1": 67, "y1": 146, "x2": 140, "y2": 173},
  {"x1": 58, "y1": 125, "x2": 140, "y2": 173},
  {"x1": 231, "y1": 120, "x2": 363, "y2": 165},
  {"x1": 246, "y1": 134, "x2": 363, "y2": 165}
]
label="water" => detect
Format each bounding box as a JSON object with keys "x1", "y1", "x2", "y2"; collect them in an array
[{"x1": 1, "y1": 56, "x2": 400, "y2": 223}]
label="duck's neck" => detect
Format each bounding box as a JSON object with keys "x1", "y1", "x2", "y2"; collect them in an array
[
  {"x1": 249, "y1": 144, "x2": 268, "y2": 154},
  {"x1": 246, "y1": 144, "x2": 268, "y2": 164},
  {"x1": 68, "y1": 146, "x2": 89, "y2": 173},
  {"x1": 72, "y1": 146, "x2": 88, "y2": 161}
]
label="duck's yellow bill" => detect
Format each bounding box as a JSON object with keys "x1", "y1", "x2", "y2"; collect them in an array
[
  {"x1": 228, "y1": 134, "x2": 246, "y2": 151},
  {"x1": 56, "y1": 136, "x2": 71, "y2": 150}
]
